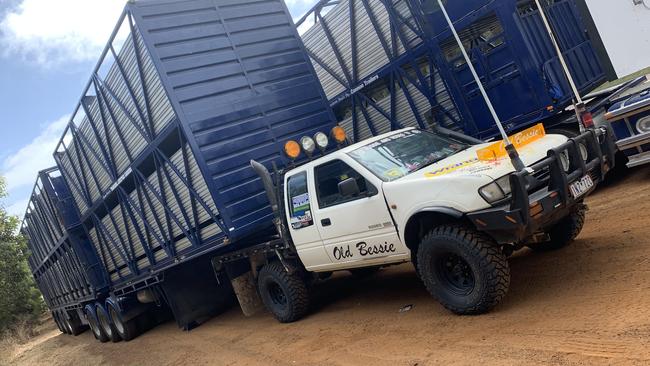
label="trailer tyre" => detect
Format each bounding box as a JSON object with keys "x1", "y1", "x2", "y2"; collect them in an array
[
  {"x1": 257, "y1": 262, "x2": 310, "y2": 323},
  {"x1": 417, "y1": 225, "x2": 510, "y2": 315},
  {"x1": 528, "y1": 206, "x2": 586, "y2": 251},
  {"x1": 53, "y1": 313, "x2": 66, "y2": 334},
  {"x1": 66, "y1": 311, "x2": 87, "y2": 336},
  {"x1": 96, "y1": 303, "x2": 122, "y2": 343},
  {"x1": 85, "y1": 304, "x2": 109, "y2": 343},
  {"x1": 107, "y1": 302, "x2": 140, "y2": 342}
]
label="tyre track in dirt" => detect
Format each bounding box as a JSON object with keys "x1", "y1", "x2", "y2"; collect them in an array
[{"x1": 4, "y1": 167, "x2": 650, "y2": 366}]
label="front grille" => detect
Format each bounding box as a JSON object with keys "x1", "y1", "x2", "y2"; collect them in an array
[{"x1": 528, "y1": 165, "x2": 551, "y2": 192}]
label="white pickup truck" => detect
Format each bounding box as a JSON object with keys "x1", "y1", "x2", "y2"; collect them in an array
[{"x1": 213, "y1": 124, "x2": 615, "y2": 322}]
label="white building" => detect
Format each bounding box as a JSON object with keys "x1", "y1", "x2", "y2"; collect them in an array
[{"x1": 584, "y1": 0, "x2": 650, "y2": 77}]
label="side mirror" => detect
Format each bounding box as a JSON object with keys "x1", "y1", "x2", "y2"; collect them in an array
[{"x1": 338, "y1": 178, "x2": 360, "y2": 197}]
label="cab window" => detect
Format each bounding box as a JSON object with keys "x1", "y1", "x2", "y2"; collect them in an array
[
  {"x1": 314, "y1": 160, "x2": 376, "y2": 208},
  {"x1": 287, "y1": 172, "x2": 313, "y2": 229}
]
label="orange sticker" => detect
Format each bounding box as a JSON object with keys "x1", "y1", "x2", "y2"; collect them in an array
[{"x1": 476, "y1": 123, "x2": 546, "y2": 161}]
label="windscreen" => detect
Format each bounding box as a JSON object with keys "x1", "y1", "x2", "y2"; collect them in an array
[{"x1": 348, "y1": 130, "x2": 467, "y2": 182}]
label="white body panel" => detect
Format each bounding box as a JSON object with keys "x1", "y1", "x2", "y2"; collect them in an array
[{"x1": 285, "y1": 128, "x2": 568, "y2": 272}]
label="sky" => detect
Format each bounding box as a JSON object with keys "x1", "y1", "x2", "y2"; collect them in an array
[{"x1": 0, "y1": 0, "x2": 318, "y2": 219}]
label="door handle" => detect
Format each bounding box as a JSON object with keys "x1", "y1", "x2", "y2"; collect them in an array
[{"x1": 321, "y1": 218, "x2": 332, "y2": 226}]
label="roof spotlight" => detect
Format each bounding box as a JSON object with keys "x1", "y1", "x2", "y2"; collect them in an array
[
  {"x1": 284, "y1": 140, "x2": 301, "y2": 160},
  {"x1": 314, "y1": 132, "x2": 329, "y2": 151},
  {"x1": 331, "y1": 126, "x2": 347, "y2": 145},
  {"x1": 300, "y1": 136, "x2": 316, "y2": 156}
]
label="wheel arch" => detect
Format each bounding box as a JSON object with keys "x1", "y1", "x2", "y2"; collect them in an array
[{"x1": 403, "y1": 208, "x2": 469, "y2": 254}]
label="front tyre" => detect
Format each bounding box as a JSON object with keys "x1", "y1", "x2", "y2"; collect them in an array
[
  {"x1": 257, "y1": 262, "x2": 310, "y2": 323},
  {"x1": 528, "y1": 206, "x2": 586, "y2": 252},
  {"x1": 417, "y1": 225, "x2": 510, "y2": 315}
]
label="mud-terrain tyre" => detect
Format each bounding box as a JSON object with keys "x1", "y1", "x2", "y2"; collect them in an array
[
  {"x1": 96, "y1": 303, "x2": 122, "y2": 343},
  {"x1": 528, "y1": 206, "x2": 586, "y2": 252},
  {"x1": 85, "y1": 304, "x2": 109, "y2": 343},
  {"x1": 417, "y1": 225, "x2": 510, "y2": 315},
  {"x1": 107, "y1": 302, "x2": 141, "y2": 342},
  {"x1": 257, "y1": 262, "x2": 310, "y2": 323},
  {"x1": 349, "y1": 266, "x2": 381, "y2": 278}
]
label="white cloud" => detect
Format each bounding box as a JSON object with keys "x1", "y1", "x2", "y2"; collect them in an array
[
  {"x1": 1, "y1": 114, "x2": 69, "y2": 193},
  {"x1": 0, "y1": 0, "x2": 125, "y2": 67}
]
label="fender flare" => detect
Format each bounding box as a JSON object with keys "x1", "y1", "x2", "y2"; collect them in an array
[
  {"x1": 416, "y1": 206, "x2": 464, "y2": 219},
  {"x1": 402, "y1": 206, "x2": 466, "y2": 250}
]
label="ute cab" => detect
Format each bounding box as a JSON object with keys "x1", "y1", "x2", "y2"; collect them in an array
[{"x1": 215, "y1": 124, "x2": 616, "y2": 322}]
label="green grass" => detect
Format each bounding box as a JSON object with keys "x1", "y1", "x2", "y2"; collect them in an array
[{"x1": 592, "y1": 66, "x2": 650, "y2": 93}]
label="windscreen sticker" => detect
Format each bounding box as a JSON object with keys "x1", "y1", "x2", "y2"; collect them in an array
[{"x1": 290, "y1": 193, "x2": 313, "y2": 229}]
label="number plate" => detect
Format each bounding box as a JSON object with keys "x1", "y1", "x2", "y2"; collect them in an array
[{"x1": 569, "y1": 175, "x2": 594, "y2": 199}]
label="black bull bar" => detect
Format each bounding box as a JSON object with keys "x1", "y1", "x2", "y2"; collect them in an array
[{"x1": 467, "y1": 127, "x2": 617, "y2": 244}]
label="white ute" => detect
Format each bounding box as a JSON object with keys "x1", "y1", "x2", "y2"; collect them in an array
[{"x1": 214, "y1": 124, "x2": 615, "y2": 322}]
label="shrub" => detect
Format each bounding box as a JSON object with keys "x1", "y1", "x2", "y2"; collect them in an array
[{"x1": 0, "y1": 177, "x2": 45, "y2": 334}]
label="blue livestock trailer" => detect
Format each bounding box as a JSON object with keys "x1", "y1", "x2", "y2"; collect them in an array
[
  {"x1": 22, "y1": 167, "x2": 108, "y2": 336},
  {"x1": 31, "y1": 0, "x2": 339, "y2": 342},
  {"x1": 297, "y1": 0, "x2": 605, "y2": 141}
]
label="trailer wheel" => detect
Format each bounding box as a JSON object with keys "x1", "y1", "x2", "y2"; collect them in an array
[
  {"x1": 528, "y1": 206, "x2": 586, "y2": 251},
  {"x1": 96, "y1": 303, "x2": 122, "y2": 343},
  {"x1": 85, "y1": 304, "x2": 109, "y2": 343},
  {"x1": 417, "y1": 225, "x2": 510, "y2": 315},
  {"x1": 257, "y1": 262, "x2": 310, "y2": 323},
  {"x1": 53, "y1": 313, "x2": 66, "y2": 334},
  {"x1": 66, "y1": 311, "x2": 87, "y2": 336},
  {"x1": 107, "y1": 302, "x2": 141, "y2": 342},
  {"x1": 58, "y1": 312, "x2": 73, "y2": 335}
]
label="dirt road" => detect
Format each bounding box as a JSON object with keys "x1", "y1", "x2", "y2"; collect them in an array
[{"x1": 4, "y1": 167, "x2": 650, "y2": 366}]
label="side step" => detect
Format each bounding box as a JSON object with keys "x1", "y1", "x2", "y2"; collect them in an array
[{"x1": 627, "y1": 151, "x2": 650, "y2": 168}]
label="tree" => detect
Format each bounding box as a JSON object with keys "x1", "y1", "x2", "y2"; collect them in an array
[{"x1": 0, "y1": 177, "x2": 45, "y2": 333}]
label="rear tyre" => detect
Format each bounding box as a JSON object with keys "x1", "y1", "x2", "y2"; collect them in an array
[
  {"x1": 107, "y1": 302, "x2": 141, "y2": 342},
  {"x1": 85, "y1": 304, "x2": 109, "y2": 343},
  {"x1": 417, "y1": 225, "x2": 510, "y2": 315},
  {"x1": 96, "y1": 303, "x2": 122, "y2": 343},
  {"x1": 257, "y1": 262, "x2": 310, "y2": 323},
  {"x1": 528, "y1": 206, "x2": 586, "y2": 251}
]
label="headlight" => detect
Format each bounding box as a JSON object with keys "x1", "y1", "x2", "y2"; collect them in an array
[
  {"x1": 637, "y1": 116, "x2": 650, "y2": 134},
  {"x1": 479, "y1": 175, "x2": 512, "y2": 204},
  {"x1": 559, "y1": 151, "x2": 570, "y2": 172},
  {"x1": 578, "y1": 142, "x2": 589, "y2": 162}
]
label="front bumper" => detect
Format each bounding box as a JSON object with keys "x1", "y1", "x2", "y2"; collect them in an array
[{"x1": 467, "y1": 127, "x2": 616, "y2": 244}]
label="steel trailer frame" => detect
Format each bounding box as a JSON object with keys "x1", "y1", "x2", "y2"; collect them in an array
[
  {"x1": 297, "y1": 0, "x2": 605, "y2": 141},
  {"x1": 44, "y1": 0, "x2": 338, "y2": 329}
]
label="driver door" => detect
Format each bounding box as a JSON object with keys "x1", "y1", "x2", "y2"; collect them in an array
[{"x1": 309, "y1": 158, "x2": 409, "y2": 271}]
